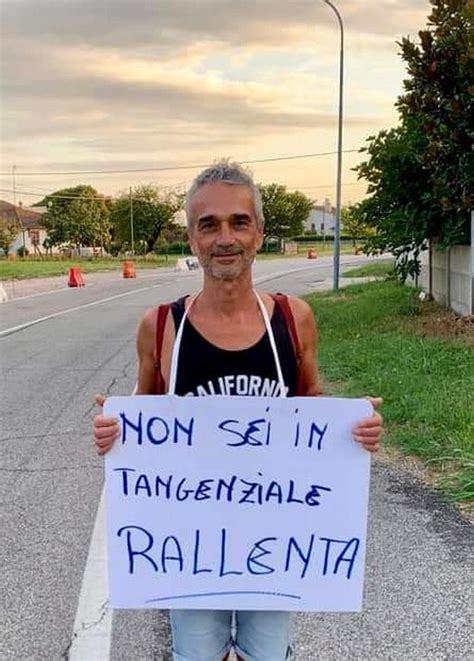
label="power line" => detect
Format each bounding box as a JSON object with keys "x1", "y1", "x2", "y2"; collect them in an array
[
  {"x1": 0, "y1": 149, "x2": 360, "y2": 177},
  {"x1": 0, "y1": 181, "x2": 189, "y2": 196},
  {"x1": 0, "y1": 188, "x2": 113, "y2": 201},
  {"x1": 0, "y1": 179, "x2": 366, "y2": 202},
  {"x1": 293, "y1": 182, "x2": 363, "y2": 190}
]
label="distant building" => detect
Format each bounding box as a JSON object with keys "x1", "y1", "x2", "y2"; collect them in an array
[
  {"x1": 174, "y1": 209, "x2": 187, "y2": 227},
  {"x1": 0, "y1": 200, "x2": 53, "y2": 254},
  {"x1": 304, "y1": 198, "x2": 336, "y2": 236}
]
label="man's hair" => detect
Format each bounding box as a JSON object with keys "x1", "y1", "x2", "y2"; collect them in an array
[{"x1": 185, "y1": 158, "x2": 265, "y2": 231}]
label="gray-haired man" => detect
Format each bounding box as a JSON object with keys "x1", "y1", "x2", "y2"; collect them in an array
[{"x1": 94, "y1": 159, "x2": 383, "y2": 660}]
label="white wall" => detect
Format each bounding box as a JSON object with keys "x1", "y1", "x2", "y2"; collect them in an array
[
  {"x1": 11, "y1": 229, "x2": 45, "y2": 254},
  {"x1": 409, "y1": 242, "x2": 473, "y2": 317},
  {"x1": 305, "y1": 207, "x2": 336, "y2": 235}
]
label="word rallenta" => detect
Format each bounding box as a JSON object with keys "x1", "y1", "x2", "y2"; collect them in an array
[{"x1": 117, "y1": 526, "x2": 361, "y2": 581}]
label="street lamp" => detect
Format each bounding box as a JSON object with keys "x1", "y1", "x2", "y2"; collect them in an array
[
  {"x1": 129, "y1": 186, "x2": 135, "y2": 256},
  {"x1": 322, "y1": 0, "x2": 344, "y2": 290}
]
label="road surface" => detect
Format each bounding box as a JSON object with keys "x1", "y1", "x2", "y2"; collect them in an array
[{"x1": 1, "y1": 256, "x2": 472, "y2": 660}]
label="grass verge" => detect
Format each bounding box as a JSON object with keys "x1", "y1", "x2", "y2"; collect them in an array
[
  {"x1": 0, "y1": 256, "x2": 178, "y2": 280},
  {"x1": 306, "y1": 280, "x2": 473, "y2": 508},
  {"x1": 343, "y1": 259, "x2": 395, "y2": 278}
]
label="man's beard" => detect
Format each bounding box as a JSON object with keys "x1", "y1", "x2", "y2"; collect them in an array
[{"x1": 200, "y1": 245, "x2": 255, "y2": 281}]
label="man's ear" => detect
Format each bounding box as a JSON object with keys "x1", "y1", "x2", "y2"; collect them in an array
[{"x1": 256, "y1": 227, "x2": 264, "y2": 251}]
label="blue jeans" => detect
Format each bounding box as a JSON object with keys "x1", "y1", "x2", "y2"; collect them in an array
[{"x1": 170, "y1": 609, "x2": 292, "y2": 660}]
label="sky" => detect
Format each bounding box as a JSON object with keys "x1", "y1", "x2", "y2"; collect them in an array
[{"x1": 1, "y1": 0, "x2": 429, "y2": 207}]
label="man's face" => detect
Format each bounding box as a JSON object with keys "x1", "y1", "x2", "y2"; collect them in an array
[{"x1": 188, "y1": 182, "x2": 263, "y2": 282}]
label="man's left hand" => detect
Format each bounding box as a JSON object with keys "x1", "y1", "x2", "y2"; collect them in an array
[{"x1": 352, "y1": 396, "x2": 384, "y2": 453}]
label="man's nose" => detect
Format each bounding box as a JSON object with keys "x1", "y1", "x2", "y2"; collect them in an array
[{"x1": 216, "y1": 222, "x2": 233, "y2": 244}]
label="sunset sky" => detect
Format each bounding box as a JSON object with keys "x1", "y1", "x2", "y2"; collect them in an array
[{"x1": 1, "y1": 0, "x2": 430, "y2": 207}]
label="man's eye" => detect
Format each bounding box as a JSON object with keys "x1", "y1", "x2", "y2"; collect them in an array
[{"x1": 200, "y1": 221, "x2": 214, "y2": 230}]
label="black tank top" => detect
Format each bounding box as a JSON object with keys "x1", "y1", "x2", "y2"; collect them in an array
[{"x1": 171, "y1": 296, "x2": 298, "y2": 397}]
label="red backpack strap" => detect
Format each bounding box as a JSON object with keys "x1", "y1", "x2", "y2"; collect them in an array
[
  {"x1": 271, "y1": 293, "x2": 302, "y2": 361},
  {"x1": 154, "y1": 303, "x2": 171, "y2": 394},
  {"x1": 271, "y1": 293, "x2": 306, "y2": 395}
]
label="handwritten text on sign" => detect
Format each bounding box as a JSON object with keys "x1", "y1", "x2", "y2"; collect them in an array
[{"x1": 104, "y1": 395, "x2": 372, "y2": 611}]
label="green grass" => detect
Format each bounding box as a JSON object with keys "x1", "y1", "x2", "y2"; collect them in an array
[
  {"x1": 306, "y1": 281, "x2": 473, "y2": 506},
  {"x1": 0, "y1": 255, "x2": 178, "y2": 279},
  {"x1": 257, "y1": 245, "x2": 356, "y2": 260},
  {"x1": 343, "y1": 259, "x2": 395, "y2": 278}
]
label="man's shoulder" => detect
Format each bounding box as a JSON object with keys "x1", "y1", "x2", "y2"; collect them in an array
[
  {"x1": 141, "y1": 306, "x2": 158, "y2": 327},
  {"x1": 140, "y1": 298, "x2": 176, "y2": 324},
  {"x1": 264, "y1": 292, "x2": 314, "y2": 324}
]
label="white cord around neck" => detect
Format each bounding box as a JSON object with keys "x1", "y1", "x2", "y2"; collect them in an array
[{"x1": 168, "y1": 291, "x2": 287, "y2": 397}]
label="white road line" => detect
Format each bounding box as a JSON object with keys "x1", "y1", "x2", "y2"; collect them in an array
[
  {"x1": 69, "y1": 488, "x2": 111, "y2": 661},
  {"x1": 0, "y1": 284, "x2": 163, "y2": 337},
  {"x1": 3, "y1": 270, "x2": 175, "y2": 303},
  {"x1": 2, "y1": 285, "x2": 71, "y2": 302},
  {"x1": 70, "y1": 384, "x2": 138, "y2": 660},
  {"x1": 254, "y1": 258, "x2": 366, "y2": 285}
]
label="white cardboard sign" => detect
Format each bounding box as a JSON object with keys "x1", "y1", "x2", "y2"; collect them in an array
[{"x1": 104, "y1": 395, "x2": 372, "y2": 611}]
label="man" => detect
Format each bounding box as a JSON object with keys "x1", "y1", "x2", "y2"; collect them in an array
[{"x1": 94, "y1": 159, "x2": 383, "y2": 661}]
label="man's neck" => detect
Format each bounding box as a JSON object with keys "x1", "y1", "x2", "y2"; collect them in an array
[{"x1": 196, "y1": 273, "x2": 257, "y2": 318}]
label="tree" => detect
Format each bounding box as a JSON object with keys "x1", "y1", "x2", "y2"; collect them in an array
[
  {"x1": 341, "y1": 205, "x2": 376, "y2": 249},
  {"x1": 39, "y1": 186, "x2": 111, "y2": 252},
  {"x1": 111, "y1": 186, "x2": 183, "y2": 253},
  {"x1": 0, "y1": 218, "x2": 18, "y2": 255},
  {"x1": 259, "y1": 183, "x2": 313, "y2": 240},
  {"x1": 396, "y1": 0, "x2": 472, "y2": 244},
  {"x1": 353, "y1": 123, "x2": 435, "y2": 280},
  {"x1": 353, "y1": 0, "x2": 472, "y2": 282}
]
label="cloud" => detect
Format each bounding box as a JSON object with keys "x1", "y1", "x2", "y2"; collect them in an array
[
  {"x1": 2, "y1": 34, "x2": 380, "y2": 152},
  {"x1": 0, "y1": 0, "x2": 428, "y2": 202},
  {"x1": 2, "y1": 0, "x2": 427, "y2": 52}
]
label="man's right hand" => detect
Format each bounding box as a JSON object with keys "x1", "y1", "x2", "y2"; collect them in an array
[{"x1": 93, "y1": 393, "x2": 120, "y2": 456}]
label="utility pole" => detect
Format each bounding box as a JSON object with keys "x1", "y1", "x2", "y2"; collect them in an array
[
  {"x1": 129, "y1": 187, "x2": 135, "y2": 256},
  {"x1": 322, "y1": 0, "x2": 344, "y2": 290},
  {"x1": 12, "y1": 165, "x2": 17, "y2": 206}
]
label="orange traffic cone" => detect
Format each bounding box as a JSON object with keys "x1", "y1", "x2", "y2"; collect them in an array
[
  {"x1": 123, "y1": 261, "x2": 137, "y2": 278},
  {"x1": 68, "y1": 267, "x2": 85, "y2": 287}
]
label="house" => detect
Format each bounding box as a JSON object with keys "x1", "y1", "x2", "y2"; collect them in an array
[
  {"x1": 0, "y1": 200, "x2": 50, "y2": 255},
  {"x1": 304, "y1": 199, "x2": 336, "y2": 236},
  {"x1": 173, "y1": 209, "x2": 187, "y2": 227}
]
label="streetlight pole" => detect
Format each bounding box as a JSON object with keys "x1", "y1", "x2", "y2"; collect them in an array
[
  {"x1": 129, "y1": 186, "x2": 135, "y2": 256},
  {"x1": 322, "y1": 0, "x2": 344, "y2": 290}
]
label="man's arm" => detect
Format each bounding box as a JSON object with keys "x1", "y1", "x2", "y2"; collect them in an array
[
  {"x1": 289, "y1": 296, "x2": 383, "y2": 453},
  {"x1": 135, "y1": 307, "x2": 160, "y2": 395},
  {"x1": 94, "y1": 307, "x2": 159, "y2": 455},
  {"x1": 288, "y1": 296, "x2": 323, "y2": 396}
]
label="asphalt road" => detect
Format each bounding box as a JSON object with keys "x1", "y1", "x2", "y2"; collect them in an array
[{"x1": 1, "y1": 256, "x2": 472, "y2": 660}]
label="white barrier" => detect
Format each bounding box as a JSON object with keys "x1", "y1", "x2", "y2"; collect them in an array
[{"x1": 176, "y1": 257, "x2": 200, "y2": 272}]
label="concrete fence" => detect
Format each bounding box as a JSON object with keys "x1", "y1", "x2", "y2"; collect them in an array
[{"x1": 407, "y1": 242, "x2": 473, "y2": 317}]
